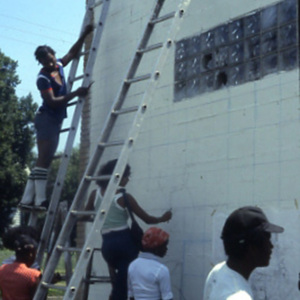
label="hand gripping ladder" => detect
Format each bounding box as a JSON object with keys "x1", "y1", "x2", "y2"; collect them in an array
[
  {"x1": 33, "y1": 0, "x2": 191, "y2": 299},
  {"x1": 34, "y1": 0, "x2": 112, "y2": 267}
]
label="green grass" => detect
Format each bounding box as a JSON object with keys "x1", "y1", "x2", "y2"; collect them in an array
[{"x1": 0, "y1": 249, "x2": 14, "y2": 263}]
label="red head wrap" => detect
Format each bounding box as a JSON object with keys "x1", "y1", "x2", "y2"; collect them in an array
[{"x1": 142, "y1": 227, "x2": 169, "y2": 250}]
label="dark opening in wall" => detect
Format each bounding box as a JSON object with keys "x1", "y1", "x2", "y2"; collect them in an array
[
  {"x1": 216, "y1": 71, "x2": 228, "y2": 89},
  {"x1": 174, "y1": 0, "x2": 299, "y2": 102}
]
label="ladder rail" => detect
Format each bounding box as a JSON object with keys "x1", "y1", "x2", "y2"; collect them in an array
[
  {"x1": 33, "y1": 0, "x2": 191, "y2": 299},
  {"x1": 35, "y1": 0, "x2": 112, "y2": 267}
]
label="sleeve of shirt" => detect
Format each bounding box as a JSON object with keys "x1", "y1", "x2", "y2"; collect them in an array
[
  {"x1": 37, "y1": 76, "x2": 52, "y2": 92},
  {"x1": 29, "y1": 269, "x2": 42, "y2": 287},
  {"x1": 158, "y1": 266, "x2": 173, "y2": 300}
]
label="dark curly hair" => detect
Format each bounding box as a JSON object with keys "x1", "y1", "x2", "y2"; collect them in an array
[
  {"x1": 97, "y1": 159, "x2": 131, "y2": 189},
  {"x1": 2, "y1": 226, "x2": 39, "y2": 251},
  {"x1": 34, "y1": 45, "x2": 56, "y2": 62},
  {"x1": 14, "y1": 235, "x2": 38, "y2": 261}
]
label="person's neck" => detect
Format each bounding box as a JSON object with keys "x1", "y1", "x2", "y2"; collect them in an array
[
  {"x1": 15, "y1": 258, "x2": 31, "y2": 267},
  {"x1": 226, "y1": 258, "x2": 254, "y2": 280}
]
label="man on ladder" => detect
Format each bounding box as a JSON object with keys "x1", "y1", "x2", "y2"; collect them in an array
[{"x1": 19, "y1": 25, "x2": 93, "y2": 210}]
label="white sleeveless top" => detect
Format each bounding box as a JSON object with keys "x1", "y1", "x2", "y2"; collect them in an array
[{"x1": 95, "y1": 188, "x2": 129, "y2": 233}]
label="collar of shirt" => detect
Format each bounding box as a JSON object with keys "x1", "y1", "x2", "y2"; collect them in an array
[{"x1": 139, "y1": 251, "x2": 161, "y2": 262}]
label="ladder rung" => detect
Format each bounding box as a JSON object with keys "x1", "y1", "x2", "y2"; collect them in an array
[
  {"x1": 112, "y1": 106, "x2": 139, "y2": 115},
  {"x1": 56, "y1": 245, "x2": 82, "y2": 252},
  {"x1": 60, "y1": 127, "x2": 74, "y2": 133},
  {"x1": 98, "y1": 140, "x2": 124, "y2": 148},
  {"x1": 85, "y1": 175, "x2": 111, "y2": 181},
  {"x1": 125, "y1": 74, "x2": 151, "y2": 84},
  {"x1": 150, "y1": 11, "x2": 176, "y2": 25},
  {"x1": 89, "y1": 0, "x2": 103, "y2": 10},
  {"x1": 71, "y1": 210, "x2": 97, "y2": 217},
  {"x1": 138, "y1": 42, "x2": 163, "y2": 54},
  {"x1": 41, "y1": 282, "x2": 67, "y2": 291},
  {"x1": 53, "y1": 154, "x2": 62, "y2": 160},
  {"x1": 80, "y1": 49, "x2": 90, "y2": 56},
  {"x1": 73, "y1": 74, "x2": 85, "y2": 82},
  {"x1": 67, "y1": 100, "x2": 79, "y2": 107},
  {"x1": 85, "y1": 276, "x2": 111, "y2": 284}
]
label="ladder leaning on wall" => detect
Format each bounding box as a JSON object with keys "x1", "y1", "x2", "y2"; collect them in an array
[
  {"x1": 33, "y1": 0, "x2": 191, "y2": 299},
  {"x1": 19, "y1": 0, "x2": 112, "y2": 271}
]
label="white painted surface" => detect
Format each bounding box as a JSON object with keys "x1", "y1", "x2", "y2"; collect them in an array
[{"x1": 86, "y1": 0, "x2": 300, "y2": 299}]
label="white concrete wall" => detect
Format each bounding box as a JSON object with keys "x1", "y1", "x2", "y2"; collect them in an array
[{"x1": 87, "y1": 0, "x2": 300, "y2": 299}]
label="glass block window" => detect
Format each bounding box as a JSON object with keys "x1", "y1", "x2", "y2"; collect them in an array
[{"x1": 174, "y1": 0, "x2": 298, "y2": 102}]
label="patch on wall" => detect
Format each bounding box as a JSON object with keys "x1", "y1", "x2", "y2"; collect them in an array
[{"x1": 174, "y1": 0, "x2": 298, "y2": 102}]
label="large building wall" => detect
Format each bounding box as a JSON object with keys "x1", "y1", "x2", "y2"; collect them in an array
[{"x1": 85, "y1": 0, "x2": 299, "y2": 299}]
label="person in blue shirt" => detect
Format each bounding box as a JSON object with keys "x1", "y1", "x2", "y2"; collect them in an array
[{"x1": 19, "y1": 24, "x2": 93, "y2": 209}]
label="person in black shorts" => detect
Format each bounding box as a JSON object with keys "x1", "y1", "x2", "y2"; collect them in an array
[{"x1": 19, "y1": 24, "x2": 93, "y2": 209}]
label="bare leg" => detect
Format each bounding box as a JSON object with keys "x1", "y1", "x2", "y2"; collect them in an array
[{"x1": 36, "y1": 138, "x2": 59, "y2": 169}]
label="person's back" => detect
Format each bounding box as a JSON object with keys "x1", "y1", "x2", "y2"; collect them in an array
[
  {"x1": 0, "y1": 235, "x2": 41, "y2": 300},
  {"x1": 128, "y1": 227, "x2": 173, "y2": 300},
  {"x1": 0, "y1": 262, "x2": 41, "y2": 300}
]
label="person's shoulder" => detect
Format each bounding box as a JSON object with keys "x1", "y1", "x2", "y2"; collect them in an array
[
  {"x1": 26, "y1": 266, "x2": 42, "y2": 278},
  {"x1": 37, "y1": 71, "x2": 51, "y2": 83},
  {"x1": 207, "y1": 261, "x2": 227, "y2": 277}
]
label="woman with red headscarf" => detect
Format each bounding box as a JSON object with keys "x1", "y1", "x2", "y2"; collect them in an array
[{"x1": 127, "y1": 227, "x2": 173, "y2": 300}]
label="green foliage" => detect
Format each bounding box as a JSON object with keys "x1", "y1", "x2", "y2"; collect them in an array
[
  {"x1": 0, "y1": 50, "x2": 38, "y2": 238},
  {"x1": 47, "y1": 147, "x2": 80, "y2": 205}
]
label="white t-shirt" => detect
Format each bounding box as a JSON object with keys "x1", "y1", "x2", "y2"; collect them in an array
[
  {"x1": 128, "y1": 252, "x2": 173, "y2": 300},
  {"x1": 203, "y1": 261, "x2": 254, "y2": 300}
]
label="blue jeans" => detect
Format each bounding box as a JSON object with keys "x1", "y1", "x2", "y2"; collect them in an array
[{"x1": 102, "y1": 228, "x2": 139, "y2": 300}]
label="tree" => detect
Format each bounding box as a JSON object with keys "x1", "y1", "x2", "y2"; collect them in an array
[
  {"x1": 0, "y1": 50, "x2": 38, "y2": 238},
  {"x1": 47, "y1": 147, "x2": 80, "y2": 205},
  {"x1": 46, "y1": 147, "x2": 80, "y2": 246}
]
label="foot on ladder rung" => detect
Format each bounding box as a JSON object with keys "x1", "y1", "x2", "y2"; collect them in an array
[
  {"x1": 150, "y1": 11, "x2": 176, "y2": 25},
  {"x1": 125, "y1": 73, "x2": 151, "y2": 84},
  {"x1": 18, "y1": 204, "x2": 47, "y2": 212}
]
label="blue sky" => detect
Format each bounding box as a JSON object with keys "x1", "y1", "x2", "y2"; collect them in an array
[{"x1": 0, "y1": 0, "x2": 87, "y2": 150}]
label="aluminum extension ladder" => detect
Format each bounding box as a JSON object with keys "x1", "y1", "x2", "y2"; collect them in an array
[
  {"x1": 30, "y1": 0, "x2": 112, "y2": 268},
  {"x1": 33, "y1": 0, "x2": 190, "y2": 299}
]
